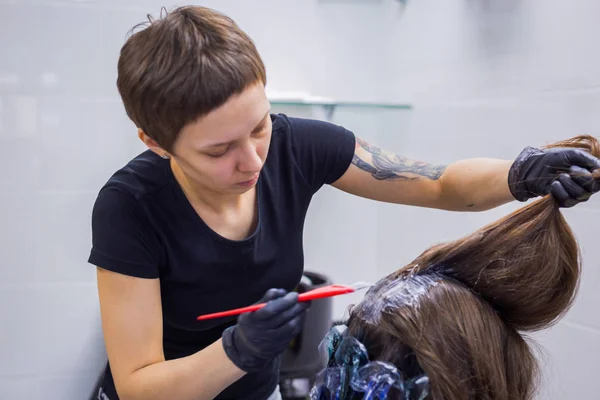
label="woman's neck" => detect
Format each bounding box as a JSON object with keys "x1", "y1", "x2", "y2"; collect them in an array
[{"x1": 170, "y1": 159, "x2": 248, "y2": 214}]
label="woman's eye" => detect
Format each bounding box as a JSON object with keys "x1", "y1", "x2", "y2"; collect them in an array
[
  {"x1": 257, "y1": 124, "x2": 269, "y2": 135},
  {"x1": 207, "y1": 151, "x2": 226, "y2": 158}
]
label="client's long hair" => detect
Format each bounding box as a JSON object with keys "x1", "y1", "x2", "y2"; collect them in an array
[{"x1": 346, "y1": 135, "x2": 599, "y2": 400}]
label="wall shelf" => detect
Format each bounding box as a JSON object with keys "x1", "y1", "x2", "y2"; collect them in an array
[{"x1": 267, "y1": 93, "x2": 412, "y2": 119}]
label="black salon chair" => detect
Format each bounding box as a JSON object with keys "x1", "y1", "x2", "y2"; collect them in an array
[{"x1": 279, "y1": 271, "x2": 334, "y2": 399}]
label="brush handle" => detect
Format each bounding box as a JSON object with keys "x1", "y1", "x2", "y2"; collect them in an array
[{"x1": 196, "y1": 284, "x2": 355, "y2": 321}]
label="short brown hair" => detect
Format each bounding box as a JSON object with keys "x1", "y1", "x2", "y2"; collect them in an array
[
  {"x1": 346, "y1": 135, "x2": 599, "y2": 399},
  {"x1": 116, "y1": 6, "x2": 267, "y2": 152}
]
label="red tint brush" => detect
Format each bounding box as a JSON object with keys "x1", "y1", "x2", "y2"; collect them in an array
[{"x1": 196, "y1": 282, "x2": 372, "y2": 321}]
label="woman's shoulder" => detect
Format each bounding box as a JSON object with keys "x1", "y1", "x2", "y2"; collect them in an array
[
  {"x1": 96, "y1": 149, "x2": 173, "y2": 202},
  {"x1": 267, "y1": 113, "x2": 355, "y2": 194},
  {"x1": 89, "y1": 151, "x2": 168, "y2": 279}
]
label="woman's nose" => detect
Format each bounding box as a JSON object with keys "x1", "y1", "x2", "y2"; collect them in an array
[{"x1": 237, "y1": 143, "x2": 262, "y2": 172}]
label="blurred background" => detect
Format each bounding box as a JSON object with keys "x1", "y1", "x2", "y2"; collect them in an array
[{"x1": 1, "y1": 0, "x2": 599, "y2": 398}]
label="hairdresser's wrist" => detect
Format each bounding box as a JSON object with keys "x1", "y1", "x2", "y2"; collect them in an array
[
  {"x1": 508, "y1": 146, "x2": 544, "y2": 202},
  {"x1": 222, "y1": 324, "x2": 270, "y2": 372}
]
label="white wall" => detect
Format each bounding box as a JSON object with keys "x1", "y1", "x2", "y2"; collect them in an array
[
  {"x1": 304, "y1": 1, "x2": 600, "y2": 399},
  {"x1": 0, "y1": 0, "x2": 598, "y2": 399}
]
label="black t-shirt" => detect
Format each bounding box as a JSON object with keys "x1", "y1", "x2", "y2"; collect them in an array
[{"x1": 88, "y1": 113, "x2": 356, "y2": 400}]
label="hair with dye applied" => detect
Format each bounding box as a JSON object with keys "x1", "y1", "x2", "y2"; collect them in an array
[{"x1": 345, "y1": 135, "x2": 599, "y2": 399}]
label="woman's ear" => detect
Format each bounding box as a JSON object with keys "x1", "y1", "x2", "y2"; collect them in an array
[{"x1": 138, "y1": 128, "x2": 170, "y2": 159}]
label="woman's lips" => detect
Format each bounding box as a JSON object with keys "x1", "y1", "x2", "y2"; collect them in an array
[{"x1": 237, "y1": 174, "x2": 259, "y2": 187}]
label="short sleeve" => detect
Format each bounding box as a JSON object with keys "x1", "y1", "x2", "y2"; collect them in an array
[
  {"x1": 88, "y1": 186, "x2": 162, "y2": 279},
  {"x1": 286, "y1": 116, "x2": 356, "y2": 193}
]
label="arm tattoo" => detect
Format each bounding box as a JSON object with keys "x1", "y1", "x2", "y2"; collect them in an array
[{"x1": 352, "y1": 137, "x2": 447, "y2": 181}]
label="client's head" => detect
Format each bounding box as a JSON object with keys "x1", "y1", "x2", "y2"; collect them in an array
[{"x1": 313, "y1": 135, "x2": 599, "y2": 400}]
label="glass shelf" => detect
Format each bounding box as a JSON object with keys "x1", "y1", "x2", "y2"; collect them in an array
[
  {"x1": 269, "y1": 95, "x2": 413, "y2": 153},
  {"x1": 269, "y1": 99, "x2": 412, "y2": 109},
  {"x1": 268, "y1": 96, "x2": 412, "y2": 120}
]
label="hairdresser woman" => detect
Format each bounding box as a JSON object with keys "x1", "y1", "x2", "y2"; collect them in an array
[{"x1": 88, "y1": 6, "x2": 600, "y2": 400}]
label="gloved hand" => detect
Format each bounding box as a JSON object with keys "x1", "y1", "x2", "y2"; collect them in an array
[
  {"x1": 508, "y1": 146, "x2": 600, "y2": 207},
  {"x1": 222, "y1": 288, "x2": 309, "y2": 372}
]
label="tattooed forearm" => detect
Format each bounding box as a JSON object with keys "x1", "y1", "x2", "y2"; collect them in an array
[
  {"x1": 351, "y1": 154, "x2": 380, "y2": 176},
  {"x1": 352, "y1": 137, "x2": 447, "y2": 181}
]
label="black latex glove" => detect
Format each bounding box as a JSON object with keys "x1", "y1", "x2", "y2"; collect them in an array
[
  {"x1": 222, "y1": 288, "x2": 309, "y2": 372},
  {"x1": 508, "y1": 146, "x2": 600, "y2": 207}
]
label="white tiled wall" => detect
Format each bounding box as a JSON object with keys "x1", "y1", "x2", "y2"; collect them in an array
[{"x1": 0, "y1": 0, "x2": 598, "y2": 399}]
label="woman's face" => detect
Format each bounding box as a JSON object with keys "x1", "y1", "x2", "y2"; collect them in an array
[{"x1": 170, "y1": 82, "x2": 272, "y2": 196}]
